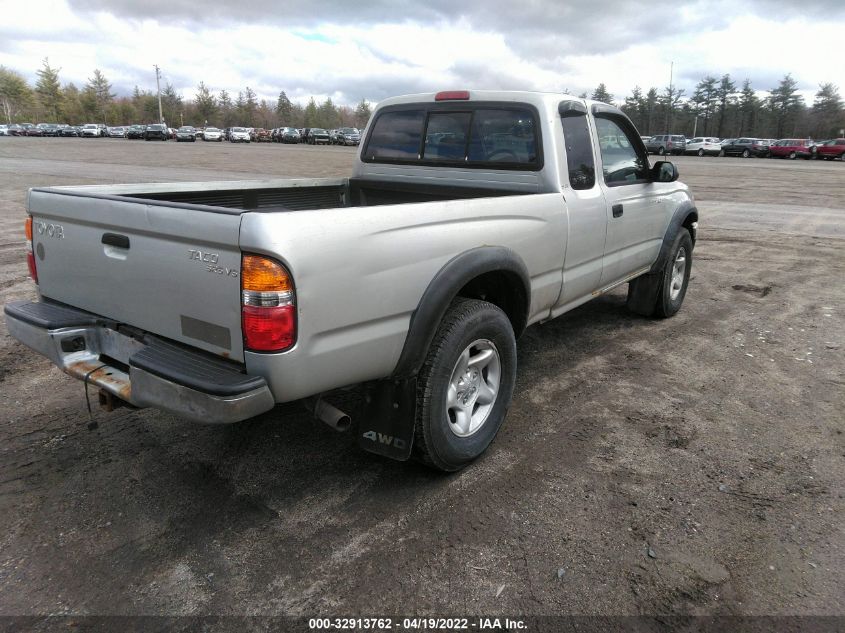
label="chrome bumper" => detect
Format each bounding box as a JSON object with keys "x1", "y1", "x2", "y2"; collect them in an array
[{"x1": 4, "y1": 302, "x2": 275, "y2": 424}]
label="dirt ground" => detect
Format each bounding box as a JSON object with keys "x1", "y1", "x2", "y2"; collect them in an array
[{"x1": 0, "y1": 138, "x2": 843, "y2": 625}]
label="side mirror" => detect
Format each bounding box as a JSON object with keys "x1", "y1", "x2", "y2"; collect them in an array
[{"x1": 651, "y1": 161, "x2": 679, "y2": 182}]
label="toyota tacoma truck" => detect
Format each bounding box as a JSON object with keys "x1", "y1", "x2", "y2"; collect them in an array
[{"x1": 5, "y1": 90, "x2": 698, "y2": 471}]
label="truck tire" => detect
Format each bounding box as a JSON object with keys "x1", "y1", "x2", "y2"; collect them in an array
[
  {"x1": 654, "y1": 230, "x2": 693, "y2": 318},
  {"x1": 413, "y1": 298, "x2": 517, "y2": 472}
]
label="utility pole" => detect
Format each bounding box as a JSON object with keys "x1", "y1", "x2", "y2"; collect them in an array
[{"x1": 154, "y1": 65, "x2": 164, "y2": 125}]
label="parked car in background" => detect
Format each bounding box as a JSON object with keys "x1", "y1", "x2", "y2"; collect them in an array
[
  {"x1": 720, "y1": 138, "x2": 769, "y2": 158},
  {"x1": 202, "y1": 127, "x2": 223, "y2": 141},
  {"x1": 60, "y1": 126, "x2": 79, "y2": 137},
  {"x1": 768, "y1": 139, "x2": 813, "y2": 159},
  {"x1": 40, "y1": 124, "x2": 62, "y2": 137},
  {"x1": 229, "y1": 127, "x2": 251, "y2": 143},
  {"x1": 126, "y1": 125, "x2": 146, "y2": 139},
  {"x1": 108, "y1": 126, "x2": 127, "y2": 138},
  {"x1": 684, "y1": 137, "x2": 721, "y2": 156},
  {"x1": 300, "y1": 128, "x2": 312, "y2": 143},
  {"x1": 144, "y1": 124, "x2": 168, "y2": 141},
  {"x1": 645, "y1": 134, "x2": 686, "y2": 155},
  {"x1": 280, "y1": 127, "x2": 301, "y2": 143},
  {"x1": 81, "y1": 123, "x2": 102, "y2": 138},
  {"x1": 336, "y1": 127, "x2": 361, "y2": 146},
  {"x1": 175, "y1": 126, "x2": 197, "y2": 142},
  {"x1": 0, "y1": 125, "x2": 9, "y2": 136},
  {"x1": 815, "y1": 138, "x2": 845, "y2": 160},
  {"x1": 7, "y1": 124, "x2": 24, "y2": 136},
  {"x1": 254, "y1": 128, "x2": 272, "y2": 142},
  {"x1": 308, "y1": 128, "x2": 330, "y2": 145}
]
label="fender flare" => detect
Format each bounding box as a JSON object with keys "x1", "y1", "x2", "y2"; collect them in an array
[
  {"x1": 392, "y1": 245, "x2": 531, "y2": 379},
  {"x1": 649, "y1": 201, "x2": 698, "y2": 274}
]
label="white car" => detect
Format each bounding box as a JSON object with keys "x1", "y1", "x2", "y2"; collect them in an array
[
  {"x1": 229, "y1": 127, "x2": 251, "y2": 143},
  {"x1": 202, "y1": 127, "x2": 223, "y2": 141},
  {"x1": 685, "y1": 137, "x2": 721, "y2": 156},
  {"x1": 81, "y1": 123, "x2": 102, "y2": 137},
  {"x1": 0, "y1": 125, "x2": 10, "y2": 136}
]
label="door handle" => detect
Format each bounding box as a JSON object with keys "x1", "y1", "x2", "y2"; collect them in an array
[
  {"x1": 102, "y1": 233, "x2": 130, "y2": 249},
  {"x1": 612, "y1": 204, "x2": 623, "y2": 218}
]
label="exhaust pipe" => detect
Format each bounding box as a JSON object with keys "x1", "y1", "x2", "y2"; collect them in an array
[{"x1": 306, "y1": 398, "x2": 351, "y2": 432}]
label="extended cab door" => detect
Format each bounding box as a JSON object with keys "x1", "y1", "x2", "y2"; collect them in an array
[
  {"x1": 592, "y1": 112, "x2": 666, "y2": 287},
  {"x1": 554, "y1": 101, "x2": 608, "y2": 308}
]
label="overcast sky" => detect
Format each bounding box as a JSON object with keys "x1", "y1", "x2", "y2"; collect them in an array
[{"x1": 1, "y1": 0, "x2": 843, "y2": 108}]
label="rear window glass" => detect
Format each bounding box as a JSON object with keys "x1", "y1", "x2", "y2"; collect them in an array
[
  {"x1": 365, "y1": 110, "x2": 425, "y2": 160},
  {"x1": 364, "y1": 106, "x2": 539, "y2": 168}
]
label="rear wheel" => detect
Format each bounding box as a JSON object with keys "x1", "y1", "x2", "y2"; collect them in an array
[
  {"x1": 742, "y1": 149, "x2": 750, "y2": 158},
  {"x1": 658, "y1": 146, "x2": 666, "y2": 156},
  {"x1": 697, "y1": 149, "x2": 704, "y2": 157},
  {"x1": 413, "y1": 298, "x2": 517, "y2": 472},
  {"x1": 788, "y1": 151, "x2": 796, "y2": 159}
]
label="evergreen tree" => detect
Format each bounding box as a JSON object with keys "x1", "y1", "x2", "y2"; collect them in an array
[
  {"x1": 160, "y1": 83, "x2": 183, "y2": 127},
  {"x1": 737, "y1": 79, "x2": 759, "y2": 136},
  {"x1": 60, "y1": 82, "x2": 84, "y2": 124},
  {"x1": 622, "y1": 86, "x2": 645, "y2": 131},
  {"x1": 275, "y1": 90, "x2": 293, "y2": 124},
  {"x1": 811, "y1": 83, "x2": 844, "y2": 138},
  {"x1": 194, "y1": 81, "x2": 217, "y2": 125},
  {"x1": 318, "y1": 97, "x2": 340, "y2": 128},
  {"x1": 241, "y1": 87, "x2": 258, "y2": 126},
  {"x1": 85, "y1": 69, "x2": 115, "y2": 123},
  {"x1": 644, "y1": 88, "x2": 659, "y2": 135},
  {"x1": 35, "y1": 58, "x2": 62, "y2": 122},
  {"x1": 218, "y1": 90, "x2": 233, "y2": 126},
  {"x1": 690, "y1": 75, "x2": 718, "y2": 135},
  {"x1": 353, "y1": 99, "x2": 371, "y2": 128},
  {"x1": 768, "y1": 74, "x2": 804, "y2": 138},
  {"x1": 591, "y1": 83, "x2": 613, "y2": 104},
  {"x1": 304, "y1": 97, "x2": 319, "y2": 127},
  {"x1": 715, "y1": 74, "x2": 736, "y2": 138}
]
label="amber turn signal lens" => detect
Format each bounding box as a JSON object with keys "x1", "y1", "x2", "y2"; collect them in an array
[
  {"x1": 25, "y1": 217, "x2": 33, "y2": 241},
  {"x1": 242, "y1": 255, "x2": 293, "y2": 292}
]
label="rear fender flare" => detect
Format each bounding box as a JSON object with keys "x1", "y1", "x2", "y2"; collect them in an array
[{"x1": 392, "y1": 246, "x2": 531, "y2": 379}]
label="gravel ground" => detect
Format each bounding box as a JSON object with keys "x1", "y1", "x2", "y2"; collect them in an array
[{"x1": 0, "y1": 138, "x2": 842, "y2": 624}]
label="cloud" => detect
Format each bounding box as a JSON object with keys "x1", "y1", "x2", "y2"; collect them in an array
[{"x1": 1, "y1": 0, "x2": 843, "y2": 110}]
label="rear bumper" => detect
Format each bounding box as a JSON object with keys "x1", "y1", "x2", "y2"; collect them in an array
[{"x1": 4, "y1": 301, "x2": 275, "y2": 424}]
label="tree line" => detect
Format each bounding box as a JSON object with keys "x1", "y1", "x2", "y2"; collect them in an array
[
  {"x1": 2, "y1": 59, "x2": 844, "y2": 139},
  {"x1": 0, "y1": 59, "x2": 372, "y2": 130},
  {"x1": 588, "y1": 74, "x2": 843, "y2": 139}
]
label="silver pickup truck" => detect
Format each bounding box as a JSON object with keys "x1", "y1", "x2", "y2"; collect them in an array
[{"x1": 5, "y1": 90, "x2": 697, "y2": 471}]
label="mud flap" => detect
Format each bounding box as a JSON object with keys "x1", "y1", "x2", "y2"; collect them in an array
[
  {"x1": 357, "y1": 378, "x2": 416, "y2": 461},
  {"x1": 626, "y1": 272, "x2": 662, "y2": 317}
]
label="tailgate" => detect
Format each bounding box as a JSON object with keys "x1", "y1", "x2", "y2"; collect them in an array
[{"x1": 29, "y1": 188, "x2": 245, "y2": 361}]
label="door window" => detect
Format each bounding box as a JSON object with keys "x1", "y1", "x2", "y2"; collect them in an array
[{"x1": 595, "y1": 117, "x2": 649, "y2": 185}]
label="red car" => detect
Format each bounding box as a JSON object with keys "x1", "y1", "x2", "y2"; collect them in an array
[
  {"x1": 815, "y1": 138, "x2": 845, "y2": 161},
  {"x1": 768, "y1": 138, "x2": 813, "y2": 159}
]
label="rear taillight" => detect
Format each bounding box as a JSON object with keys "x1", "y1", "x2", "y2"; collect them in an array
[
  {"x1": 241, "y1": 254, "x2": 296, "y2": 352},
  {"x1": 25, "y1": 217, "x2": 37, "y2": 284}
]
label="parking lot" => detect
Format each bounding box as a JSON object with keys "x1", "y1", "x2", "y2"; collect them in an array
[{"x1": 0, "y1": 138, "x2": 843, "y2": 620}]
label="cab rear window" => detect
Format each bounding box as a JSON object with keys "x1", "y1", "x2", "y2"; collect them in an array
[{"x1": 363, "y1": 105, "x2": 540, "y2": 170}]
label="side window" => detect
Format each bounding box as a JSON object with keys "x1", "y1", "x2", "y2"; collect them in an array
[
  {"x1": 560, "y1": 114, "x2": 595, "y2": 190},
  {"x1": 594, "y1": 117, "x2": 649, "y2": 185}
]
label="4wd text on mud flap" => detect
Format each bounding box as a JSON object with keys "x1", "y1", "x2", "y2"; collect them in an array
[{"x1": 362, "y1": 430, "x2": 407, "y2": 450}]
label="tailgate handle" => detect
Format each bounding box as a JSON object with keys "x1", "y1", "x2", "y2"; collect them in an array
[{"x1": 102, "y1": 233, "x2": 130, "y2": 249}]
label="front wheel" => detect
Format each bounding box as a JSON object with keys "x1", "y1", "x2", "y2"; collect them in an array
[
  {"x1": 658, "y1": 147, "x2": 665, "y2": 156},
  {"x1": 742, "y1": 149, "x2": 750, "y2": 158},
  {"x1": 655, "y1": 230, "x2": 693, "y2": 318},
  {"x1": 414, "y1": 298, "x2": 517, "y2": 472},
  {"x1": 697, "y1": 149, "x2": 704, "y2": 157}
]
